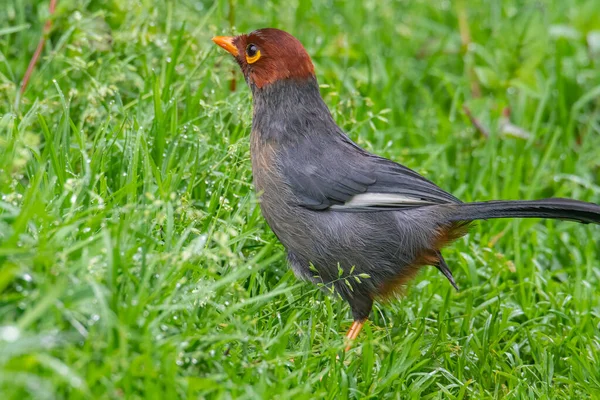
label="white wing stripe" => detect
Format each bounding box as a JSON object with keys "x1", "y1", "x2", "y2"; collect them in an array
[{"x1": 331, "y1": 192, "x2": 434, "y2": 209}]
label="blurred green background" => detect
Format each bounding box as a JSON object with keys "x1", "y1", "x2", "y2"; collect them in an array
[{"x1": 1, "y1": 0, "x2": 600, "y2": 398}]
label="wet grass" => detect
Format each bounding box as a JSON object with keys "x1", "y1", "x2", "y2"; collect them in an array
[{"x1": 1, "y1": 0, "x2": 600, "y2": 398}]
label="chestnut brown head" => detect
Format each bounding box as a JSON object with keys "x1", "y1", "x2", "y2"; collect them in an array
[{"x1": 213, "y1": 28, "x2": 315, "y2": 89}]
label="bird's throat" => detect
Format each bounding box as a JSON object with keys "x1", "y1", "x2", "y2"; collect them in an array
[{"x1": 251, "y1": 77, "x2": 337, "y2": 143}]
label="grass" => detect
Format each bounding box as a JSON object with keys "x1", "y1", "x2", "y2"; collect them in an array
[{"x1": 1, "y1": 0, "x2": 600, "y2": 398}]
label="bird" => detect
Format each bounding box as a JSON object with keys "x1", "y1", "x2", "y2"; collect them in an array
[{"x1": 212, "y1": 28, "x2": 600, "y2": 348}]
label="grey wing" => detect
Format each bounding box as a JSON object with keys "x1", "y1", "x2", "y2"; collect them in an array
[{"x1": 279, "y1": 134, "x2": 461, "y2": 212}]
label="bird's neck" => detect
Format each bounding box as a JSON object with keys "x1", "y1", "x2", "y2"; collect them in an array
[{"x1": 251, "y1": 77, "x2": 338, "y2": 143}]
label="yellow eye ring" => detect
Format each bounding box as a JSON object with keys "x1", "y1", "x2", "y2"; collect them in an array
[
  {"x1": 246, "y1": 44, "x2": 261, "y2": 64},
  {"x1": 246, "y1": 50, "x2": 261, "y2": 64}
]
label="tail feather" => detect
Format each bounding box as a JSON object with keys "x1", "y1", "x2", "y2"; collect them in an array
[
  {"x1": 432, "y1": 197, "x2": 599, "y2": 290},
  {"x1": 435, "y1": 252, "x2": 459, "y2": 291},
  {"x1": 447, "y1": 198, "x2": 600, "y2": 225}
]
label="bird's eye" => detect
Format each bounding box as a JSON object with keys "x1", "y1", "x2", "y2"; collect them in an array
[
  {"x1": 246, "y1": 44, "x2": 258, "y2": 57},
  {"x1": 245, "y1": 44, "x2": 261, "y2": 64}
]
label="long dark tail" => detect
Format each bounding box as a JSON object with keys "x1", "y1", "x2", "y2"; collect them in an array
[{"x1": 447, "y1": 198, "x2": 600, "y2": 225}]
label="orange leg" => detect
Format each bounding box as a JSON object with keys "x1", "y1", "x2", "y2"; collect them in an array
[{"x1": 344, "y1": 319, "x2": 366, "y2": 351}]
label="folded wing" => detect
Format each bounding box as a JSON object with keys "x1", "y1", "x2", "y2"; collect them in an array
[{"x1": 279, "y1": 133, "x2": 461, "y2": 212}]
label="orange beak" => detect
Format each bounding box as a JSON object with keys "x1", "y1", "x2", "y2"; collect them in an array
[{"x1": 212, "y1": 36, "x2": 238, "y2": 57}]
